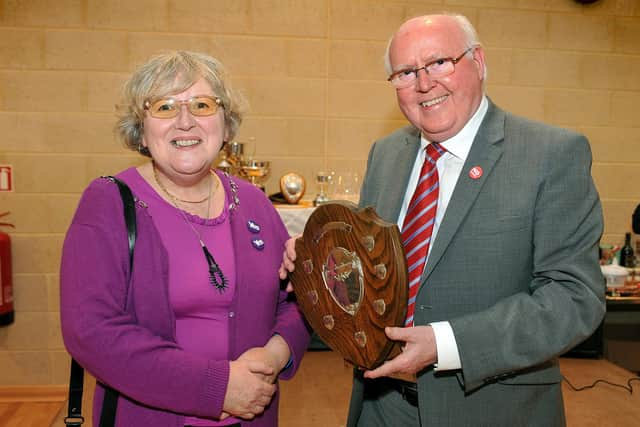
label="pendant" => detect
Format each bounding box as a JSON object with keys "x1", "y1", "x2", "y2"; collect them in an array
[
  {"x1": 208, "y1": 263, "x2": 228, "y2": 293},
  {"x1": 201, "y1": 244, "x2": 228, "y2": 293}
]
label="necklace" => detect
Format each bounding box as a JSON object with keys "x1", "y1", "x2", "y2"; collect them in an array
[
  {"x1": 169, "y1": 193, "x2": 210, "y2": 204},
  {"x1": 152, "y1": 162, "x2": 228, "y2": 292},
  {"x1": 153, "y1": 167, "x2": 213, "y2": 204}
]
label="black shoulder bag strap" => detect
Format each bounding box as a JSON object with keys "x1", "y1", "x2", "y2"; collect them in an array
[{"x1": 65, "y1": 176, "x2": 136, "y2": 427}]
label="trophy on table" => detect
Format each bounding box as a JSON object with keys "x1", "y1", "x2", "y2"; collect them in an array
[
  {"x1": 280, "y1": 172, "x2": 306, "y2": 204},
  {"x1": 240, "y1": 159, "x2": 271, "y2": 192},
  {"x1": 313, "y1": 171, "x2": 331, "y2": 206},
  {"x1": 217, "y1": 141, "x2": 245, "y2": 177}
]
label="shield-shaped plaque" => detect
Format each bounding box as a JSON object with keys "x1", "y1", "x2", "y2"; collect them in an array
[
  {"x1": 291, "y1": 201, "x2": 408, "y2": 369},
  {"x1": 279, "y1": 172, "x2": 306, "y2": 204}
]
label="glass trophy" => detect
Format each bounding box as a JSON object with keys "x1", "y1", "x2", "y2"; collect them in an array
[
  {"x1": 314, "y1": 171, "x2": 331, "y2": 206},
  {"x1": 240, "y1": 160, "x2": 270, "y2": 192}
]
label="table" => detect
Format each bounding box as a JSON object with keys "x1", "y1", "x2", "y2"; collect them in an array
[
  {"x1": 274, "y1": 203, "x2": 315, "y2": 236},
  {"x1": 603, "y1": 295, "x2": 640, "y2": 373},
  {"x1": 568, "y1": 296, "x2": 640, "y2": 367},
  {"x1": 274, "y1": 203, "x2": 329, "y2": 350},
  {"x1": 606, "y1": 296, "x2": 640, "y2": 324}
]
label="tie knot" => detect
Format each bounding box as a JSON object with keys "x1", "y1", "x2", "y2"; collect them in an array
[{"x1": 426, "y1": 143, "x2": 446, "y2": 162}]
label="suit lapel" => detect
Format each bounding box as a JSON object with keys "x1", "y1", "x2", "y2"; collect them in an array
[
  {"x1": 421, "y1": 102, "x2": 506, "y2": 284},
  {"x1": 384, "y1": 127, "x2": 421, "y2": 223}
]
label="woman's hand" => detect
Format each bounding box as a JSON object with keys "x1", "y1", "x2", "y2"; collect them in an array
[
  {"x1": 237, "y1": 347, "x2": 279, "y2": 383},
  {"x1": 238, "y1": 335, "x2": 292, "y2": 383},
  {"x1": 278, "y1": 235, "x2": 300, "y2": 290},
  {"x1": 223, "y1": 359, "x2": 276, "y2": 420}
]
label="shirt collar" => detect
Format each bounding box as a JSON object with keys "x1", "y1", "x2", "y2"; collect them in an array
[{"x1": 420, "y1": 96, "x2": 489, "y2": 161}]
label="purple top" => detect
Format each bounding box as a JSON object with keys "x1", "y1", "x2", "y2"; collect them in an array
[
  {"x1": 131, "y1": 170, "x2": 237, "y2": 426},
  {"x1": 60, "y1": 168, "x2": 310, "y2": 427}
]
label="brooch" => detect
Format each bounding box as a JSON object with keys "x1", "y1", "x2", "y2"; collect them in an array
[{"x1": 251, "y1": 238, "x2": 265, "y2": 250}]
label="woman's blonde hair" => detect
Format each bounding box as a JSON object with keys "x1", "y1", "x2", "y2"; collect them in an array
[{"x1": 115, "y1": 51, "x2": 246, "y2": 157}]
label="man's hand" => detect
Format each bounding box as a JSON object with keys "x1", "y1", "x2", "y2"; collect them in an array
[
  {"x1": 364, "y1": 325, "x2": 437, "y2": 379},
  {"x1": 223, "y1": 359, "x2": 276, "y2": 420},
  {"x1": 278, "y1": 235, "x2": 301, "y2": 289}
]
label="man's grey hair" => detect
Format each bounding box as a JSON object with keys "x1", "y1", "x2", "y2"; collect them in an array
[{"x1": 383, "y1": 13, "x2": 486, "y2": 79}]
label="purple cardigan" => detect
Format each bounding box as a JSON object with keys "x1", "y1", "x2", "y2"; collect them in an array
[{"x1": 60, "y1": 169, "x2": 310, "y2": 426}]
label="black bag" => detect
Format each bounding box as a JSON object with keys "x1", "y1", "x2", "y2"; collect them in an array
[
  {"x1": 633, "y1": 203, "x2": 640, "y2": 234},
  {"x1": 65, "y1": 176, "x2": 136, "y2": 427}
]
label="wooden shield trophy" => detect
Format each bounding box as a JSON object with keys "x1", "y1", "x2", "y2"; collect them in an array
[{"x1": 290, "y1": 201, "x2": 408, "y2": 369}]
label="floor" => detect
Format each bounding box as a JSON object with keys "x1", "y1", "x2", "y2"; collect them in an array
[
  {"x1": 2, "y1": 350, "x2": 640, "y2": 426},
  {"x1": 0, "y1": 351, "x2": 352, "y2": 427},
  {"x1": 279, "y1": 350, "x2": 352, "y2": 426},
  {"x1": 0, "y1": 401, "x2": 63, "y2": 427},
  {"x1": 0, "y1": 385, "x2": 68, "y2": 427}
]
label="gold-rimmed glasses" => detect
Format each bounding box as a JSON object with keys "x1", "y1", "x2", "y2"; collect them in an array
[
  {"x1": 387, "y1": 47, "x2": 475, "y2": 89},
  {"x1": 144, "y1": 95, "x2": 223, "y2": 119}
]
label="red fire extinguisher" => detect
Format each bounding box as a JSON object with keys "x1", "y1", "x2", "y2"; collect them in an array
[{"x1": 0, "y1": 211, "x2": 14, "y2": 326}]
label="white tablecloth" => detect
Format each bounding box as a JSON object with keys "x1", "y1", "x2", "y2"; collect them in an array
[{"x1": 275, "y1": 205, "x2": 315, "y2": 236}]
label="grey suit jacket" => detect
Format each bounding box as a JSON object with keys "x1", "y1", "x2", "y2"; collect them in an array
[{"x1": 347, "y1": 101, "x2": 605, "y2": 426}]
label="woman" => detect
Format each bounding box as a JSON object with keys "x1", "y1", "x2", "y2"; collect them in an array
[{"x1": 60, "y1": 51, "x2": 310, "y2": 426}]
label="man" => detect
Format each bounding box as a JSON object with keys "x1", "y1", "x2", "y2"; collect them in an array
[{"x1": 282, "y1": 13, "x2": 604, "y2": 426}]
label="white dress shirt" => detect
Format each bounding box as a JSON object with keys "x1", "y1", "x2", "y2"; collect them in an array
[{"x1": 396, "y1": 96, "x2": 489, "y2": 371}]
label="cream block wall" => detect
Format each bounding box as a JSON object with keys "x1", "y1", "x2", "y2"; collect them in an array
[{"x1": 0, "y1": 0, "x2": 639, "y2": 386}]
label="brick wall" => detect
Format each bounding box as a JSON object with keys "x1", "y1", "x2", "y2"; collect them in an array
[{"x1": 0, "y1": 0, "x2": 638, "y2": 385}]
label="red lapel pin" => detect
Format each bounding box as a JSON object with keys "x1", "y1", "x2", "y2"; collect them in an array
[{"x1": 469, "y1": 166, "x2": 483, "y2": 179}]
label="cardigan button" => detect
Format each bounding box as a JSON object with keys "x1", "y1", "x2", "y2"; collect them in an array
[{"x1": 229, "y1": 311, "x2": 235, "y2": 318}]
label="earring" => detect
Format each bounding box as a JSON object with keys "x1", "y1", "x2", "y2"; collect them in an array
[{"x1": 137, "y1": 144, "x2": 150, "y2": 156}]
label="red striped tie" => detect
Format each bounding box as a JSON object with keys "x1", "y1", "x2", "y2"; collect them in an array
[{"x1": 402, "y1": 143, "x2": 445, "y2": 326}]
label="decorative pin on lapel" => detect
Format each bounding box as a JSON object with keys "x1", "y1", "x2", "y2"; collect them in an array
[
  {"x1": 247, "y1": 220, "x2": 261, "y2": 233},
  {"x1": 469, "y1": 166, "x2": 483, "y2": 180},
  {"x1": 252, "y1": 238, "x2": 265, "y2": 250}
]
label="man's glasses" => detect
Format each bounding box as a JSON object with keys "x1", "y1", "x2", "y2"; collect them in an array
[
  {"x1": 387, "y1": 47, "x2": 475, "y2": 89},
  {"x1": 144, "y1": 95, "x2": 223, "y2": 119}
]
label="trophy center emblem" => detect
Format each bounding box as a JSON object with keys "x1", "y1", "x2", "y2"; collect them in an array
[{"x1": 321, "y1": 247, "x2": 364, "y2": 315}]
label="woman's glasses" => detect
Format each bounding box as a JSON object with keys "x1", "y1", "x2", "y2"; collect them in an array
[{"x1": 144, "y1": 95, "x2": 223, "y2": 119}]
